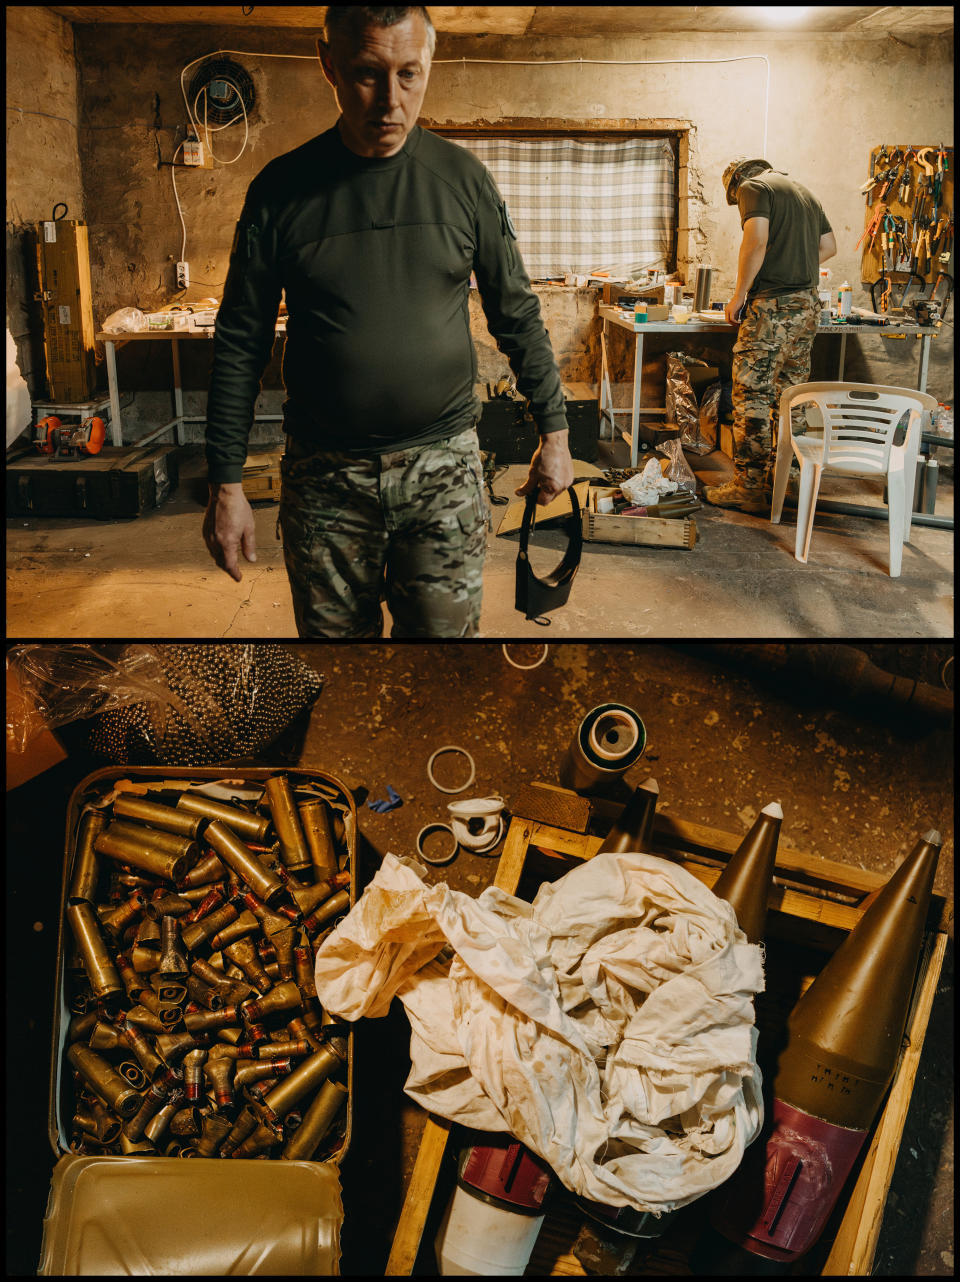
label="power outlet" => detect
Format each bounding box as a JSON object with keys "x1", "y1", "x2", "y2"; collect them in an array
[
  {"x1": 176, "y1": 261, "x2": 189, "y2": 290},
  {"x1": 183, "y1": 138, "x2": 203, "y2": 166}
]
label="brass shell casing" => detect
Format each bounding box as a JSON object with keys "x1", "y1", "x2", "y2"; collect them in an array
[
  {"x1": 231, "y1": 1122, "x2": 283, "y2": 1159},
  {"x1": 114, "y1": 795, "x2": 205, "y2": 840},
  {"x1": 203, "y1": 1054, "x2": 235, "y2": 1107},
  {"x1": 209, "y1": 909, "x2": 260, "y2": 951},
  {"x1": 124, "y1": 1005, "x2": 166, "y2": 1035},
  {"x1": 183, "y1": 1004, "x2": 239, "y2": 1034},
  {"x1": 155, "y1": 1031, "x2": 202, "y2": 1065},
  {"x1": 258, "y1": 1038, "x2": 347, "y2": 1123},
  {"x1": 204, "y1": 820, "x2": 287, "y2": 907},
  {"x1": 124, "y1": 1076, "x2": 173, "y2": 1141},
  {"x1": 99, "y1": 891, "x2": 147, "y2": 939},
  {"x1": 180, "y1": 901, "x2": 239, "y2": 953},
  {"x1": 143, "y1": 1092, "x2": 185, "y2": 1144},
  {"x1": 66, "y1": 900, "x2": 124, "y2": 1005},
  {"x1": 69, "y1": 809, "x2": 108, "y2": 903},
  {"x1": 177, "y1": 793, "x2": 272, "y2": 844},
  {"x1": 178, "y1": 853, "x2": 228, "y2": 889},
  {"x1": 158, "y1": 915, "x2": 189, "y2": 975},
  {"x1": 297, "y1": 800, "x2": 339, "y2": 881},
  {"x1": 183, "y1": 1048, "x2": 208, "y2": 1101},
  {"x1": 223, "y1": 937, "x2": 272, "y2": 993},
  {"x1": 186, "y1": 975, "x2": 224, "y2": 1011},
  {"x1": 168, "y1": 1105, "x2": 202, "y2": 1138},
  {"x1": 195, "y1": 1111, "x2": 234, "y2": 1157},
  {"x1": 67, "y1": 1043, "x2": 141, "y2": 1119},
  {"x1": 282, "y1": 1079, "x2": 348, "y2": 1161},
  {"x1": 145, "y1": 892, "x2": 194, "y2": 921},
  {"x1": 304, "y1": 889, "x2": 351, "y2": 935},
  {"x1": 182, "y1": 885, "x2": 226, "y2": 926},
  {"x1": 115, "y1": 1015, "x2": 166, "y2": 1080},
  {"x1": 265, "y1": 777, "x2": 313, "y2": 873},
  {"x1": 241, "y1": 980, "x2": 303, "y2": 1024},
  {"x1": 95, "y1": 823, "x2": 197, "y2": 884},
  {"x1": 219, "y1": 1105, "x2": 259, "y2": 1158}
]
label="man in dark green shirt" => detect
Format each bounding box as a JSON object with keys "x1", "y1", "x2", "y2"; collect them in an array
[
  {"x1": 203, "y1": 5, "x2": 574, "y2": 636},
  {"x1": 704, "y1": 158, "x2": 836, "y2": 512}
]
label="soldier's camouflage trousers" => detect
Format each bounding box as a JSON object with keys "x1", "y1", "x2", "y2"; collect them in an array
[
  {"x1": 278, "y1": 426, "x2": 488, "y2": 638},
  {"x1": 731, "y1": 289, "x2": 821, "y2": 489}
]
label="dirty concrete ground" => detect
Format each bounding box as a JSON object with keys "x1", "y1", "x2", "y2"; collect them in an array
[
  {"x1": 5, "y1": 440, "x2": 954, "y2": 639},
  {"x1": 6, "y1": 642, "x2": 953, "y2": 1275}
]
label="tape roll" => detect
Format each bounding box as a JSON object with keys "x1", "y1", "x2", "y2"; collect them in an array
[
  {"x1": 560, "y1": 703, "x2": 646, "y2": 792},
  {"x1": 416, "y1": 823, "x2": 459, "y2": 865}
]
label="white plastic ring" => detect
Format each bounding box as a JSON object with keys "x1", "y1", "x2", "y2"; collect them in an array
[
  {"x1": 427, "y1": 746, "x2": 476, "y2": 794},
  {"x1": 502, "y1": 643, "x2": 549, "y2": 670},
  {"x1": 450, "y1": 813, "x2": 505, "y2": 854},
  {"x1": 416, "y1": 823, "x2": 459, "y2": 865}
]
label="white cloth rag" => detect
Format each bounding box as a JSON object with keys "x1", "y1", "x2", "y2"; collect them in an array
[{"x1": 313, "y1": 849, "x2": 765, "y2": 1213}]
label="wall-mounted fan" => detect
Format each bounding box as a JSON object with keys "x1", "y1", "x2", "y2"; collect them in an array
[{"x1": 188, "y1": 58, "x2": 255, "y2": 126}]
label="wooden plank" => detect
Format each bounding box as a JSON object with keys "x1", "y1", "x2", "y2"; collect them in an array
[
  {"x1": 823, "y1": 930, "x2": 948, "y2": 1275},
  {"x1": 495, "y1": 817, "x2": 536, "y2": 894},
  {"x1": 385, "y1": 1115, "x2": 452, "y2": 1276}
]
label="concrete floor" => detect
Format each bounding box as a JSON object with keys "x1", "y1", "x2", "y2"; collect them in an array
[
  {"x1": 7, "y1": 642, "x2": 953, "y2": 1276},
  {"x1": 6, "y1": 441, "x2": 954, "y2": 638}
]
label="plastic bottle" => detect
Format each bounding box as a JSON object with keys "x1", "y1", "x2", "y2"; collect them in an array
[
  {"x1": 935, "y1": 403, "x2": 953, "y2": 438},
  {"x1": 836, "y1": 281, "x2": 852, "y2": 322}
]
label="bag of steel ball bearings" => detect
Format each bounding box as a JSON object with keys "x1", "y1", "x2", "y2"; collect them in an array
[{"x1": 6, "y1": 643, "x2": 323, "y2": 766}]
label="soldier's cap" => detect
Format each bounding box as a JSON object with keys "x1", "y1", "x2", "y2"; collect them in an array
[{"x1": 722, "y1": 158, "x2": 772, "y2": 205}]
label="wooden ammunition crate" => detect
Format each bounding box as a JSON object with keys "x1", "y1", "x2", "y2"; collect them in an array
[
  {"x1": 584, "y1": 485, "x2": 698, "y2": 549},
  {"x1": 241, "y1": 450, "x2": 283, "y2": 504},
  {"x1": 387, "y1": 799, "x2": 947, "y2": 1277}
]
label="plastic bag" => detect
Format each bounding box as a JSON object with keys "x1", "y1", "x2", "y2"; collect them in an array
[
  {"x1": 6, "y1": 644, "x2": 323, "y2": 765},
  {"x1": 619, "y1": 456, "x2": 679, "y2": 506},
  {"x1": 666, "y1": 351, "x2": 709, "y2": 452},
  {"x1": 696, "y1": 381, "x2": 721, "y2": 456},
  {"x1": 657, "y1": 437, "x2": 698, "y2": 495},
  {"x1": 314, "y1": 849, "x2": 765, "y2": 1214},
  {"x1": 100, "y1": 307, "x2": 145, "y2": 333}
]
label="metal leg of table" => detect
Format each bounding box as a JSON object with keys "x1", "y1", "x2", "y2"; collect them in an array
[
  {"x1": 917, "y1": 334, "x2": 931, "y2": 393},
  {"x1": 599, "y1": 319, "x2": 614, "y2": 438},
  {"x1": 170, "y1": 337, "x2": 184, "y2": 445},
  {"x1": 104, "y1": 340, "x2": 123, "y2": 445},
  {"x1": 630, "y1": 329, "x2": 644, "y2": 468},
  {"x1": 837, "y1": 332, "x2": 847, "y2": 382}
]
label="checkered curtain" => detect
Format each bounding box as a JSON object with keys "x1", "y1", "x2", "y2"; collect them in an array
[{"x1": 452, "y1": 136, "x2": 676, "y2": 279}]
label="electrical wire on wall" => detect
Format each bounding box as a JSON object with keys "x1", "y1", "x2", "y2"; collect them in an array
[{"x1": 170, "y1": 47, "x2": 770, "y2": 286}]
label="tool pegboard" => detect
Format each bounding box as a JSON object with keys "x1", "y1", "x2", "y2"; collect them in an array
[{"x1": 858, "y1": 145, "x2": 953, "y2": 294}]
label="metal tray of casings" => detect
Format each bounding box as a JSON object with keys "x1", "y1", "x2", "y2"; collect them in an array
[{"x1": 41, "y1": 765, "x2": 357, "y2": 1276}]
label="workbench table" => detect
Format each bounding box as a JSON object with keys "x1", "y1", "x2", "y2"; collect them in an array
[
  {"x1": 598, "y1": 305, "x2": 939, "y2": 467},
  {"x1": 598, "y1": 305, "x2": 948, "y2": 529},
  {"x1": 95, "y1": 324, "x2": 286, "y2": 448}
]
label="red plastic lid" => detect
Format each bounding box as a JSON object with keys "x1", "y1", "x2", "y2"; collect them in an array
[{"x1": 459, "y1": 1136, "x2": 553, "y2": 1211}]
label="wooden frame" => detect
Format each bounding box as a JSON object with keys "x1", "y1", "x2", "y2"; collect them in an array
[{"x1": 386, "y1": 802, "x2": 947, "y2": 1276}]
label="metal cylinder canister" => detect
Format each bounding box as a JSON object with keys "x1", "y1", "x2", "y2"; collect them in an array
[
  {"x1": 560, "y1": 703, "x2": 646, "y2": 792},
  {"x1": 204, "y1": 819, "x2": 287, "y2": 907}
]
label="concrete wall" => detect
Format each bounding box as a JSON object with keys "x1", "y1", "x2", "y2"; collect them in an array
[
  {"x1": 7, "y1": 17, "x2": 954, "y2": 444},
  {"x1": 6, "y1": 6, "x2": 86, "y2": 404}
]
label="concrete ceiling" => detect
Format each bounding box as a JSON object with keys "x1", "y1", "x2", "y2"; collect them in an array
[{"x1": 43, "y1": 6, "x2": 957, "y2": 36}]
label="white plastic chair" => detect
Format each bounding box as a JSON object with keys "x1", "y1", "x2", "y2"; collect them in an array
[{"x1": 770, "y1": 381, "x2": 938, "y2": 577}]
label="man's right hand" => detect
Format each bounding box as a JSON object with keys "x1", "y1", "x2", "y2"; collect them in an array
[{"x1": 203, "y1": 482, "x2": 257, "y2": 582}]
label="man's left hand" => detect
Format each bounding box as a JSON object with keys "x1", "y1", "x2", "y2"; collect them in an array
[
  {"x1": 515, "y1": 429, "x2": 575, "y2": 506},
  {"x1": 724, "y1": 296, "x2": 747, "y2": 326}
]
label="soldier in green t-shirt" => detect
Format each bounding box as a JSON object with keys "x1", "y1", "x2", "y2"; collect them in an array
[{"x1": 704, "y1": 159, "x2": 837, "y2": 513}]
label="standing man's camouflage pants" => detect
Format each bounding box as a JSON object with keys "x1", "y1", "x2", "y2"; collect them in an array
[
  {"x1": 279, "y1": 426, "x2": 488, "y2": 638},
  {"x1": 731, "y1": 289, "x2": 821, "y2": 490}
]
